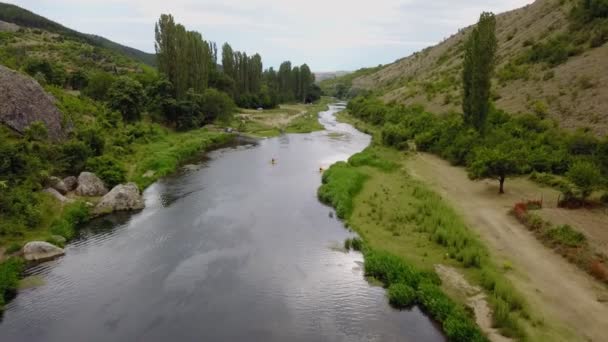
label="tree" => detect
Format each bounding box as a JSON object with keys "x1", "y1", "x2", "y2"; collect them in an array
[
  {"x1": 566, "y1": 160, "x2": 601, "y2": 200},
  {"x1": 107, "y1": 76, "x2": 145, "y2": 122},
  {"x1": 200, "y1": 88, "x2": 236, "y2": 124},
  {"x1": 221, "y1": 43, "x2": 235, "y2": 80},
  {"x1": 462, "y1": 12, "x2": 497, "y2": 133},
  {"x1": 299, "y1": 64, "x2": 313, "y2": 102},
  {"x1": 83, "y1": 71, "x2": 115, "y2": 101},
  {"x1": 468, "y1": 144, "x2": 523, "y2": 194}
]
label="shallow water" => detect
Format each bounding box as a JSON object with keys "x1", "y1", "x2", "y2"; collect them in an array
[{"x1": 0, "y1": 104, "x2": 444, "y2": 342}]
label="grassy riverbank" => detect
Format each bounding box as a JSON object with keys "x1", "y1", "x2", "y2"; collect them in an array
[
  {"x1": 318, "y1": 112, "x2": 561, "y2": 341},
  {"x1": 227, "y1": 97, "x2": 331, "y2": 138}
]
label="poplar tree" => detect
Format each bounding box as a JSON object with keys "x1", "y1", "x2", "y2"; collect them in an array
[{"x1": 462, "y1": 12, "x2": 497, "y2": 133}]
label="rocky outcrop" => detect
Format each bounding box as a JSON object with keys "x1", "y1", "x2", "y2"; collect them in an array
[
  {"x1": 75, "y1": 172, "x2": 108, "y2": 197},
  {"x1": 93, "y1": 183, "x2": 144, "y2": 215},
  {"x1": 43, "y1": 187, "x2": 73, "y2": 203},
  {"x1": 48, "y1": 176, "x2": 68, "y2": 194},
  {"x1": 63, "y1": 176, "x2": 78, "y2": 191},
  {"x1": 0, "y1": 65, "x2": 66, "y2": 140},
  {"x1": 22, "y1": 241, "x2": 65, "y2": 262}
]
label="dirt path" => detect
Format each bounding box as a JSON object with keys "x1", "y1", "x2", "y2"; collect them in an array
[
  {"x1": 408, "y1": 153, "x2": 608, "y2": 342},
  {"x1": 435, "y1": 264, "x2": 512, "y2": 342}
]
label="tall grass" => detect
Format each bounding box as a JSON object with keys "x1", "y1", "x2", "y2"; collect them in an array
[
  {"x1": 0, "y1": 257, "x2": 24, "y2": 310},
  {"x1": 317, "y1": 162, "x2": 368, "y2": 219}
]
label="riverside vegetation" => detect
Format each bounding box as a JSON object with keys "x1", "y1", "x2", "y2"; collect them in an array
[
  {"x1": 0, "y1": 5, "x2": 325, "y2": 310},
  {"x1": 318, "y1": 7, "x2": 608, "y2": 341}
]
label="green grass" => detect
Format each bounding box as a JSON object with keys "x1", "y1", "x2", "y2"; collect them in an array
[
  {"x1": 0, "y1": 257, "x2": 24, "y2": 310},
  {"x1": 126, "y1": 128, "x2": 232, "y2": 189},
  {"x1": 317, "y1": 162, "x2": 368, "y2": 219}
]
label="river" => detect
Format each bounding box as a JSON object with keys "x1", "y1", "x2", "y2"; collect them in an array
[{"x1": 0, "y1": 104, "x2": 444, "y2": 342}]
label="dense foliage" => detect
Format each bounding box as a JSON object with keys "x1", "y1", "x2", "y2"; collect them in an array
[{"x1": 347, "y1": 96, "x2": 608, "y2": 196}]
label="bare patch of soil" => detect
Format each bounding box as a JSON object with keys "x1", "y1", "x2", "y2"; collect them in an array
[{"x1": 435, "y1": 264, "x2": 512, "y2": 342}]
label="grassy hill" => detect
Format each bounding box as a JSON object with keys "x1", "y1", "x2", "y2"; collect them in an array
[
  {"x1": 326, "y1": 0, "x2": 608, "y2": 136},
  {"x1": 0, "y1": 2, "x2": 155, "y2": 66}
]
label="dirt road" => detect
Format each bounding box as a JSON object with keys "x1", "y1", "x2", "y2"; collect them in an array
[{"x1": 408, "y1": 153, "x2": 608, "y2": 342}]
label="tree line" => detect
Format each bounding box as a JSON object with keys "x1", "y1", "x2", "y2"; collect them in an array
[{"x1": 154, "y1": 14, "x2": 320, "y2": 117}]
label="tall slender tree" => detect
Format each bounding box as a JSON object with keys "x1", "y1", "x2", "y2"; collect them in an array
[{"x1": 462, "y1": 12, "x2": 497, "y2": 133}]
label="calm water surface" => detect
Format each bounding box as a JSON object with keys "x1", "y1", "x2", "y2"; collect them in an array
[{"x1": 0, "y1": 104, "x2": 444, "y2": 342}]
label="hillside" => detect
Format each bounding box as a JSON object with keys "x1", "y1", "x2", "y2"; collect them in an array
[
  {"x1": 338, "y1": 0, "x2": 608, "y2": 136},
  {"x1": 0, "y1": 2, "x2": 155, "y2": 66}
]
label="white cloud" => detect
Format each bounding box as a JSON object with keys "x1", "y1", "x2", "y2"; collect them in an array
[{"x1": 7, "y1": 0, "x2": 534, "y2": 70}]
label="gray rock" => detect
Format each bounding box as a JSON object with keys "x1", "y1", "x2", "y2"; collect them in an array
[
  {"x1": 93, "y1": 183, "x2": 144, "y2": 215},
  {"x1": 142, "y1": 170, "x2": 155, "y2": 178},
  {"x1": 0, "y1": 20, "x2": 19, "y2": 32},
  {"x1": 48, "y1": 176, "x2": 68, "y2": 194},
  {"x1": 0, "y1": 64, "x2": 66, "y2": 140},
  {"x1": 22, "y1": 241, "x2": 65, "y2": 262},
  {"x1": 75, "y1": 172, "x2": 108, "y2": 197},
  {"x1": 63, "y1": 176, "x2": 78, "y2": 191},
  {"x1": 43, "y1": 187, "x2": 73, "y2": 203}
]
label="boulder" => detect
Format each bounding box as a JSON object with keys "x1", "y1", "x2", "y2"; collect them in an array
[
  {"x1": 93, "y1": 183, "x2": 144, "y2": 215},
  {"x1": 0, "y1": 64, "x2": 66, "y2": 140},
  {"x1": 22, "y1": 241, "x2": 65, "y2": 262},
  {"x1": 63, "y1": 176, "x2": 78, "y2": 191},
  {"x1": 75, "y1": 172, "x2": 108, "y2": 197},
  {"x1": 43, "y1": 187, "x2": 73, "y2": 203},
  {"x1": 48, "y1": 176, "x2": 68, "y2": 194}
]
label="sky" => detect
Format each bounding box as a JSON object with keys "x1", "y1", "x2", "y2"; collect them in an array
[{"x1": 7, "y1": 0, "x2": 534, "y2": 71}]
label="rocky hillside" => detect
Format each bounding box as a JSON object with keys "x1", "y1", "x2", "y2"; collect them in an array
[{"x1": 344, "y1": 0, "x2": 608, "y2": 136}]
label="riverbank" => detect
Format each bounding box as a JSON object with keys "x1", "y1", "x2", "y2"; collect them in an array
[
  {"x1": 319, "y1": 111, "x2": 576, "y2": 341},
  {"x1": 0, "y1": 127, "x2": 233, "y2": 310},
  {"x1": 226, "y1": 97, "x2": 331, "y2": 138}
]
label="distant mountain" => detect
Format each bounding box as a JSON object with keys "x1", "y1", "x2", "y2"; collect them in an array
[
  {"x1": 326, "y1": 0, "x2": 608, "y2": 136},
  {"x1": 0, "y1": 2, "x2": 155, "y2": 66},
  {"x1": 314, "y1": 71, "x2": 351, "y2": 83}
]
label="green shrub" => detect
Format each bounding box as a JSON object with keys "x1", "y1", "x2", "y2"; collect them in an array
[
  {"x1": 566, "y1": 160, "x2": 602, "y2": 199},
  {"x1": 49, "y1": 201, "x2": 90, "y2": 240},
  {"x1": 388, "y1": 283, "x2": 417, "y2": 308},
  {"x1": 85, "y1": 155, "x2": 126, "y2": 188},
  {"x1": 0, "y1": 257, "x2": 24, "y2": 309},
  {"x1": 546, "y1": 224, "x2": 586, "y2": 247}
]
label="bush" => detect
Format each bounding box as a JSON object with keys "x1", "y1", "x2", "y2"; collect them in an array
[
  {"x1": 546, "y1": 224, "x2": 586, "y2": 247},
  {"x1": 0, "y1": 257, "x2": 24, "y2": 309},
  {"x1": 566, "y1": 160, "x2": 601, "y2": 199},
  {"x1": 83, "y1": 71, "x2": 115, "y2": 101},
  {"x1": 85, "y1": 155, "x2": 126, "y2": 188},
  {"x1": 59, "y1": 140, "x2": 93, "y2": 174},
  {"x1": 49, "y1": 201, "x2": 90, "y2": 240},
  {"x1": 107, "y1": 76, "x2": 145, "y2": 122},
  {"x1": 200, "y1": 88, "x2": 236, "y2": 124},
  {"x1": 388, "y1": 283, "x2": 417, "y2": 308}
]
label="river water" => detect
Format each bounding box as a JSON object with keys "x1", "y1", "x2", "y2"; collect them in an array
[{"x1": 0, "y1": 104, "x2": 444, "y2": 342}]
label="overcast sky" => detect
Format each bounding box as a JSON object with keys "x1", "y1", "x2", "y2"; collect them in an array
[{"x1": 7, "y1": 0, "x2": 534, "y2": 71}]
